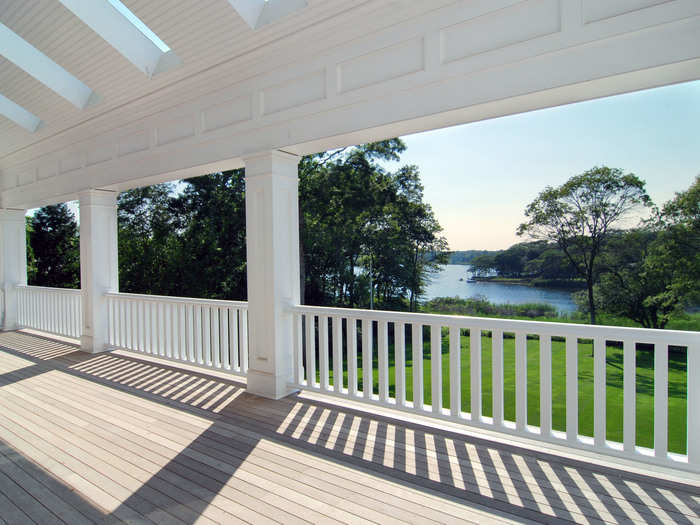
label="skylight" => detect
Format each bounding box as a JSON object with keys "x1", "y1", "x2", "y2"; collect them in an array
[{"x1": 58, "y1": 0, "x2": 181, "y2": 78}]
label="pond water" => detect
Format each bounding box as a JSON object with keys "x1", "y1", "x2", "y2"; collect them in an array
[{"x1": 424, "y1": 264, "x2": 577, "y2": 313}]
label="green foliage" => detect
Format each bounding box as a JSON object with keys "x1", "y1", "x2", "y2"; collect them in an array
[
  {"x1": 300, "y1": 140, "x2": 447, "y2": 311},
  {"x1": 577, "y1": 177, "x2": 700, "y2": 328},
  {"x1": 518, "y1": 166, "x2": 652, "y2": 324},
  {"x1": 446, "y1": 250, "x2": 498, "y2": 265},
  {"x1": 423, "y1": 296, "x2": 558, "y2": 319},
  {"x1": 28, "y1": 203, "x2": 80, "y2": 288},
  {"x1": 118, "y1": 184, "x2": 179, "y2": 296},
  {"x1": 117, "y1": 172, "x2": 248, "y2": 300},
  {"x1": 648, "y1": 175, "x2": 700, "y2": 305},
  {"x1": 112, "y1": 141, "x2": 445, "y2": 309},
  {"x1": 469, "y1": 241, "x2": 578, "y2": 281},
  {"x1": 25, "y1": 216, "x2": 36, "y2": 283}
]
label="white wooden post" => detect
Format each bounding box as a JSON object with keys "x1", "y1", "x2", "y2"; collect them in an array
[
  {"x1": 244, "y1": 150, "x2": 301, "y2": 399},
  {"x1": 79, "y1": 190, "x2": 118, "y2": 353},
  {"x1": 0, "y1": 209, "x2": 27, "y2": 330}
]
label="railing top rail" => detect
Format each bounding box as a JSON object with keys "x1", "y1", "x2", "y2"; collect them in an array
[
  {"x1": 17, "y1": 284, "x2": 82, "y2": 294},
  {"x1": 290, "y1": 304, "x2": 700, "y2": 346},
  {"x1": 106, "y1": 291, "x2": 248, "y2": 308}
]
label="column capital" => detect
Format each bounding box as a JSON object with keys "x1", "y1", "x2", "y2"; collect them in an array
[
  {"x1": 0, "y1": 208, "x2": 26, "y2": 223},
  {"x1": 243, "y1": 150, "x2": 300, "y2": 179},
  {"x1": 78, "y1": 189, "x2": 117, "y2": 207}
]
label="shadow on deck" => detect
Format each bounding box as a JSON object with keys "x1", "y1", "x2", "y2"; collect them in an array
[{"x1": 0, "y1": 330, "x2": 697, "y2": 524}]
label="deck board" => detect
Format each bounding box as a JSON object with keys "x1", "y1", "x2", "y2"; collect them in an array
[{"x1": 0, "y1": 331, "x2": 698, "y2": 525}]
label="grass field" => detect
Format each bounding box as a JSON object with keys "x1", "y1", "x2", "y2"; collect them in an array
[{"x1": 316, "y1": 329, "x2": 688, "y2": 454}]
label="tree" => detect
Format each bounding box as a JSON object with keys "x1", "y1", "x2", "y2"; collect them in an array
[
  {"x1": 470, "y1": 253, "x2": 496, "y2": 277},
  {"x1": 172, "y1": 170, "x2": 248, "y2": 300},
  {"x1": 649, "y1": 175, "x2": 700, "y2": 305},
  {"x1": 118, "y1": 184, "x2": 178, "y2": 295},
  {"x1": 28, "y1": 203, "x2": 80, "y2": 288},
  {"x1": 299, "y1": 139, "x2": 446, "y2": 309},
  {"x1": 517, "y1": 166, "x2": 651, "y2": 324},
  {"x1": 26, "y1": 216, "x2": 37, "y2": 284},
  {"x1": 593, "y1": 229, "x2": 678, "y2": 328}
]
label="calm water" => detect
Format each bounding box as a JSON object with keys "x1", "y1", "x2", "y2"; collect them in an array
[{"x1": 424, "y1": 264, "x2": 577, "y2": 313}]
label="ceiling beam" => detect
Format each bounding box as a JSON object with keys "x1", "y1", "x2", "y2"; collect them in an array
[
  {"x1": 228, "y1": 0, "x2": 307, "y2": 30},
  {"x1": 0, "y1": 93, "x2": 41, "y2": 133},
  {"x1": 58, "y1": 0, "x2": 181, "y2": 78},
  {"x1": 0, "y1": 23, "x2": 98, "y2": 109}
]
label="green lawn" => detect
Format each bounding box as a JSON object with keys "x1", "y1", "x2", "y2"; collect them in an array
[{"x1": 315, "y1": 328, "x2": 688, "y2": 454}]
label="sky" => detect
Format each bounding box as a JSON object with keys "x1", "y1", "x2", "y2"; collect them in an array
[
  {"x1": 382, "y1": 79, "x2": 700, "y2": 251},
  {"x1": 41, "y1": 80, "x2": 700, "y2": 251}
]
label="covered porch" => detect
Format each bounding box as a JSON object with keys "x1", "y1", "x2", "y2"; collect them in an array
[
  {"x1": 1, "y1": 0, "x2": 700, "y2": 522},
  {"x1": 1, "y1": 329, "x2": 698, "y2": 524}
]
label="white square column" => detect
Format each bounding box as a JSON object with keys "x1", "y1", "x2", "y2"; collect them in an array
[
  {"x1": 244, "y1": 150, "x2": 301, "y2": 399},
  {"x1": 79, "y1": 190, "x2": 118, "y2": 353},
  {"x1": 0, "y1": 209, "x2": 27, "y2": 331}
]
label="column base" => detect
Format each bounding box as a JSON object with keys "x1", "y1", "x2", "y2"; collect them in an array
[
  {"x1": 80, "y1": 335, "x2": 111, "y2": 354},
  {"x1": 246, "y1": 369, "x2": 298, "y2": 400}
]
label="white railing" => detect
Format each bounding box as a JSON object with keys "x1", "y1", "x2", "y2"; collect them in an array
[
  {"x1": 17, "y1": 285, "x2": 82, "y2": 339},
  {"x1": 290, "y1": 304, "x2": 700, "y2": 472},
  {"x1": 106, "y1": 292, "x2": 249, "y2": 376}
]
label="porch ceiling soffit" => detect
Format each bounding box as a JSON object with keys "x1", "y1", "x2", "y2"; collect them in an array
[
  {"x1": 0, "y1": 0, "x2": 382, "y2": 158},
  {"x1": 1, "y1": 0, "x2": 700, "y2": 209}
]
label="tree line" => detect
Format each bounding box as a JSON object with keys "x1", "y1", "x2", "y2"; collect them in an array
[
  {"x1": 26, "y1": 140, "x2": 446, "y2": 312},
  {"x1": 472, "y1": 168, "x2": 699, "y2": 328}
]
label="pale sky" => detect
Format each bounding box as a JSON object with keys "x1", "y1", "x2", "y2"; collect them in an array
[
  {"x1": 384, "y1": 79, "x2": 700, "y2": 251},
  {"x1": 45, "y1": 80, "x2": 700, "y2": 252}
]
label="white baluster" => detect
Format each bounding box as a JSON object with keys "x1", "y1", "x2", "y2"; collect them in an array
[
  {"x1": 293, "y1": 312, "x2": 302, "y2": 385},
  {"x1": 319, "y1": 315, "x2": 329, "y2": 391},
  {"x1": 492, "y1": 329, "x2": 504, "y2": 427},
  {"x1": 231, "y1": 308, "x2": 239, "y2": 371},
  {"x1": 449, "y1": 326, "x2": 460, "y2": 418},
  {"x1": 515, "y1": 332, "x2": 527, "y2": 432},
  {"x1": 431, "y1": 323, "x2": 442, "y2": 414},
  {"x1": 306, "y1": 314, "x2": 316, "y2": 388},
  {"x1": 221, "y1": 307, "x2": 230, "y2": 370},
  {"x1": 654, "y1": 344, "x2": 669, "y2": 459},
  {"x1": 566, "y1": 336, "x2": 578, "y2": 443},
  {"x1": 378, "y1": 319, "x2": 389, "y2": 403},
  {"x1": 623, "y1": 339, "x2": 636, "y2": 455},
  {"x1": 194, "y1": 305, "x2": 203, "y2": 364},
  {"x1": 540, "y1": 335, "x2": 552, "y2": 439},
  {"x1": 240, "y1": 308, "x2": 248, "y2": 373},
  {"x1": 362, "y1": 318, "x2": 373, "y2": 399},
  {"x1": 412, "y1": 323, "x2": 424, "y2": 411},
  {"x1": 333, "y1": 316, "x2": 342, "y2": 393},
  {"x1": 594, "y1": 336, "x2": 606, "y2": 449},
  {"x1": 470, "y1": 327, "x2": 481, "y2": 422},
  {"x1": 347, "y1": 318, "x2": 358, "y2": 396},
  {"x1": 203, "y1": 306, "x2": 212, "y2": 365},
  {"x1": 395, "y1": 321, "x2": 406, "y2": 407},
  {"x1": 688, "y1": 343, "x2": 700, "y2": 468}
]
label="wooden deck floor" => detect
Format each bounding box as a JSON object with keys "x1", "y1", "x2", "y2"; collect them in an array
[{"x1": 0, "y1": 332, "x2": 698, "y2": 524}]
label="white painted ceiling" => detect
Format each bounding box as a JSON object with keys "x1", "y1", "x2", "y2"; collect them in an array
[{"x1": 0, "y1": 0, "x2": 442, "y2": 159}]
